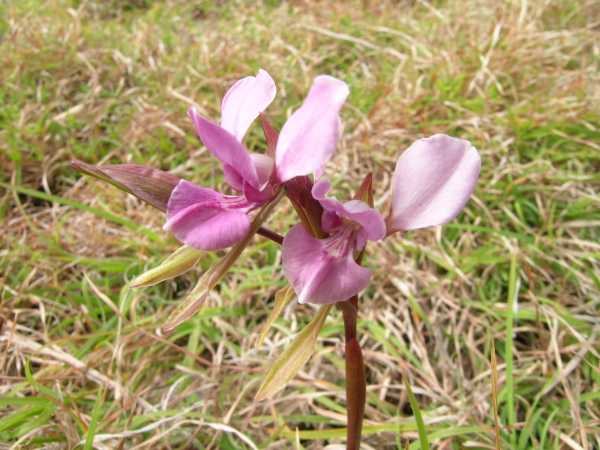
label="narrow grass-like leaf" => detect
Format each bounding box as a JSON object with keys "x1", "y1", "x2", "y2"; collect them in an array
[
  {"x1": 539, "y1": 408, "x2": 559, "y2": 449},
  {"x1": 503, "y1": 251, "x2": 519, "y2": 446},
  {"x1": 490, "y1": 340, "x2": 502, "y2": 449},
  {"x1": 184, "y1": 314, "x2": 203, "y2": 368},
  {"x1": 407, "y1": 425, "x2": 489, "y2": 449},
  {"x1": 257, "y1": 286, "x2": 295, "y2": 346},
  {"x1": 518, "y1": 404, "x2": 545, "y2": 449},
  {"x1": 0, "y1": 405, "x2": 49, "y2": 435},
  {"x1": 131, "y1": 245, "x2": 203, "y2": 288},
  {"x1": 404, "y1": 377, "x2": 430, "y2": 450},
  {"x1": 84, "y1": 387, "x2": 106, "y2": 450},
  {"x1": 255, "y1": 304, "x2": 332, "y2": 401}
]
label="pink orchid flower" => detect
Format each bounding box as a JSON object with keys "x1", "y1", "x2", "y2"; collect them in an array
[
  {"x1": 282, "y1": 134, "x2": 481, "y2": 305},
  {"x1": 163, "y1": 69, "x2": 349, "y2": 250},
  {"x1": 282, "y1": 179, "x2": 386, "y2": 304}
]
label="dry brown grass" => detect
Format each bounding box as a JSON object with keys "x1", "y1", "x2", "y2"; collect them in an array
[{"x1": 1, "y1": 0, "x2": 599, "y2": 448}]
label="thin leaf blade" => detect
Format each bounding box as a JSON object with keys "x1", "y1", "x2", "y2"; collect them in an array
[
  {"x1": 257, "y1": 286, "x2": 295, "y2": 346},
  {"x1": 255, "y1": 304, "x2": 332, "y2": 401},
  {"x1": 131, "y1": 245, "x2": 203, "y2": 288}
]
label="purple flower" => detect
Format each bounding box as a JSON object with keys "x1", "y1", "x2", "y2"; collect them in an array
[
  {"x1": 164, "y1": 69, "x2": 349, "y2": 250},
  {"x1": 282, "y1": 134, "x2": 481, "y2": 305},
  {"x1": 282, "y1": 180, "x2": 386, "y2": 304}
]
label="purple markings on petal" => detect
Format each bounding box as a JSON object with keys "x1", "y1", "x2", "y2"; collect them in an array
[
  {"x1": 275, "y1": 76, "x2": 349, "y2": 182},
  {"x1": 312, "y1": 179, "x2": 386, "y2": 242},
  {"x1": 389, "y1": 134, "x2": 481, "y2": 232},
  {"x1": 165, "y1": 180, "x2": 251, "y2": 250},
  {"x1": 221, "y1": 69, "x2": 276, "y2": 141},
  {"x1": 282, "y1": 224, "x2": 371, "y2": 305},
  {"x1": 189, "y1": 108, "x2": 260, "y2": 189}
]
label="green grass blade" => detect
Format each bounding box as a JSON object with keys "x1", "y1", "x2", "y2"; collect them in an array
[
  {"x1": 503, "y1": 251, "x2": 519, "y2": 446},
  {"x1": 404, "y1": 378, "x2": 430, "y2": 450}
]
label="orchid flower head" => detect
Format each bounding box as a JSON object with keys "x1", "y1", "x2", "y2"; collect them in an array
[
  {"x1": 387, "y1": 134, "x2": 481, "y2": 233},
  {"x1": 282, "y1": 179, "x2": 385, "y2": 305},
  {"x1": 166, "y1": 69, "x2": 350, "y2": 252}
]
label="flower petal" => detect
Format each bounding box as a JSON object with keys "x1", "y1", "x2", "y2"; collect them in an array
[
  {"x1": 189, "y1": 108, "x2": 259, "y2": 189},
  {"x1": 312, "y1": 179, "x2": 386, "y2": 241},
  {"x1": 389, "y1": 134, "x2": 481, "y2": 232},
  {"x1": 282, "y1": 224, "x2": 371, "y2": 305},
  {"x1": 164, "y1": 180, "x2": 251, "y2": 250},
  {"x1": 250, "y1": 153, "x2": 275, "y2": 188},
  {"x1": 275, "y1": 76, "x2": 349, "y2": 182},
  {"x1": 221, "y1": 69, "x2": 276, "y2": 141}
]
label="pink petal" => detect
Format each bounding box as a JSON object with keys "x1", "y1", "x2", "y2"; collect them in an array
[
  {"x1": 312, "y1": 179, "x2": 386, "y2": 241},
  {"x1": 165, "y1": 180, "x2": 221, "y2": 214},
  {"x1": 164, "y1": 180, "x2": 250, "y2": 250},
  {"x1": 189, "y1": 108, "x2": 260, "y2": 189},
  {"x1": 389, "y1": 134, "x2": 481, "y2": 232},
  {"x1": 249, "y1": 153, "x2": 274, "y2": 188},
  {"x1": 222, "y1": 164, "x2": 245, "y2": 192},
  {"x1": 221, "y1": 69, "x2": 276, "y2": 141},
  {"x1": 282, "y1": 224, "x2": 371, "y2": 305},
  {"x1": 275, "y1": 76, "x2": 349, "y2": 182}
]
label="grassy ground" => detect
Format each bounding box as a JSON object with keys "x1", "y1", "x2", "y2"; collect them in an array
[{"x1": 1, "y1": 0, "x2": 599, "y2": 448}]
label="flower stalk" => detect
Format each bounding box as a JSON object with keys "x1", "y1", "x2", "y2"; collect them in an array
[{"x1": 339, "y1": 298, "x2": 366, "y2": 450}]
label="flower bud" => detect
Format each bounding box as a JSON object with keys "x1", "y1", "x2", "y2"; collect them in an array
[{"x1": 71, "y1": 160, "x2": 180, "y2": 211}]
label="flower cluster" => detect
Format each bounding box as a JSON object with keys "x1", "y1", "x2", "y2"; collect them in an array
[
  {"x1": 74, "y1": 69, "x2": 479, "y2": 306},
  {"x1": 73, "y1": 68, "x2": 481, "y2": 448}
]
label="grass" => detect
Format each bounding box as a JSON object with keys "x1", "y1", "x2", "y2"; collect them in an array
[{"x1": 1, "y1": 0, "x2": 599, "y2": 448}]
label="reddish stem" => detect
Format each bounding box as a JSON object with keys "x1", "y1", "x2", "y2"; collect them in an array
[
  {"x1": 338, "y1": 298, "x2": 366, "y2": 450},
  {"x1": 257, "y1": 226, "x2": 283, "y2": 245}
]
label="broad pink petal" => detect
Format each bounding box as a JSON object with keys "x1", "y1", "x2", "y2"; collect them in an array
[
  {"x1": 164, "y1": 180, "x2": 250, "y2": 250},
  {"x1": 221, "y1": 69, "x2": 276, "y2": 141},
  {"x1": 222, "y1": 164, "x2": 244, "y2": 192},
  {"x1": 189, "y1": 108, "x2": 259, "y2": 189},
  {"x1": 165, "y1": 180, "x2": 221, "y2": 214},
  {"x1": 282, "y1": 224, "x2": 371, "y2": 305},
  {"x1": 275, "y1": 76, "x2": 349, "y2": 182},
  {"x1": 389, "y1": 134, "x2": 481, "y2": 232},
  {"x1": 312, "y1": 179, "x2": 386, "y2": 241}
]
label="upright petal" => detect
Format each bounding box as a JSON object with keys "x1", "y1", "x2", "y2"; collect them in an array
[
  {"x1": 282, "y1": 224, "x2": 371, "y2": 305},
  {"x1": 221, "y1": 69, "x2": 277, "y2": 141},
  {"x1": 189, "y1": 108, "x2": 260, "y2": 189},
  {"x1": 250, "y1": 153, "x2": 275, "y2": 188},
  {"x1": 164, "y1": 180, "x2": 251, "y2": 250},
  {"x1": 312, "y1": 179, "x2": 386, "y2": 241},
  {"x1": 276, "y1": 76, "x2": 349, "y2": 182},
  {"x1": 388, "y1": 134, "x2": 481, "y2": 232}
]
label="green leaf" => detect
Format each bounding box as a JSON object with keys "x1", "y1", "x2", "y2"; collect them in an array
[
  {"x1": 131, "y1": 245, "x2": 203, "y2": 288},
  {"x1": 404, "y1": 377, "x2": 430, "y2": 450},
  {"x1": 257, "y1": 286, "x2": 295, "y2": 346},
  {"x1": 255, "y1": 304, "x2": 332, "y2": 401}
]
